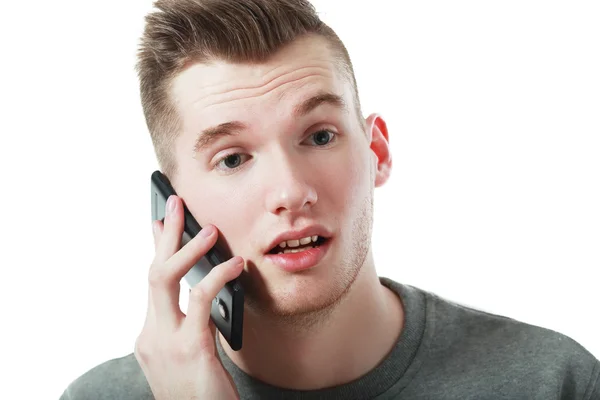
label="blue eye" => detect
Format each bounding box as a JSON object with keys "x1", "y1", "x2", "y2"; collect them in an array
[
  {"x1": 222, "y1": 154, "x2": 242, "y2": 169},
  {"x1": 310, "y1": 129, "x2": 336, "y2": 146},
  {"x1": 215, "y1": 153, "x2": 248, "y2": 172}
]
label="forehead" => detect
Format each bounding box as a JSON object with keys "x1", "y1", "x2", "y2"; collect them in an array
[{"x1": 169, "y1": 36, "x2": 350, "y2": 124}]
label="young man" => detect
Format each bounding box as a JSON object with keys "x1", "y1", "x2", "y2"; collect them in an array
[{"x1": 60, "y1": 0, "x2": 599, "y2": 399}]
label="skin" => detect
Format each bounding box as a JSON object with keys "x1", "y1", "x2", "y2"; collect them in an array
[{"x1": 167, "y1": 34, "x2": 404, "y2": 390}]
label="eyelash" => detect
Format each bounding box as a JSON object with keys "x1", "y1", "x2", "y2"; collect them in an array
[{"x1": 213, "y1": 129, "x2": 338, "y2": 173}]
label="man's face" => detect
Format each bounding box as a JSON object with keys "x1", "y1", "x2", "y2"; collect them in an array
[{"x1": 169, "y1": 35, "x2": 388, "y2": 321}]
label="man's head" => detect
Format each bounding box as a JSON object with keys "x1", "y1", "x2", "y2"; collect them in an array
[
  {"x1": 137, "y1": 0, "x2": 392, "y2": 328},
  {"x1": 137, "y1": 0, "x2": 364, "y2": 179}
]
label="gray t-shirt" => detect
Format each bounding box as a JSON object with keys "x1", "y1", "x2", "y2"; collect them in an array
[{"x1": 60, "y1": 277, "x2": 600, "y2": 399}]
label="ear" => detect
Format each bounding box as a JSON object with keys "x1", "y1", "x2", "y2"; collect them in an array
[{"x1": 365, "y1": 113, "x2": 392, "y2": 187}]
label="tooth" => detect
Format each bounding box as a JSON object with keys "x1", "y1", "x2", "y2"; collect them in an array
[
  {"x1": 299, "y1": 237, "x2": 311, "y2": 245},
  {"x1": 311, "y1": 235, "x2": 318, "y2": 242},
  {"x1": 287, "y1": 239, "x2": 300, "y2": 247},
  {"x1": 279, "y1": 241, "x2": 287, "y2": 248},
  {"x1": 283, "y1": 247, "x2": 308, "y2": 254}
]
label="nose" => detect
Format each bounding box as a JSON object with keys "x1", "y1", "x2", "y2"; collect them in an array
[{"x1": 264, "y1": 154, "x2": 318, "y2": 215}]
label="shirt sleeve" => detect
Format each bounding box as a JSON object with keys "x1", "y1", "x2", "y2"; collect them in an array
[{"x1": 583, "y1": 360, "x2": 600, "y2": 400}]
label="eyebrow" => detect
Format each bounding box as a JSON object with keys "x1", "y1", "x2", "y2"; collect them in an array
[{"x1": 193, "y1": 91, "x2": 347, "y2": 154}]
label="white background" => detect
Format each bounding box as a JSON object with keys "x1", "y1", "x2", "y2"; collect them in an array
[{"x1": 1, "y1": 1, "x2": 598, "y2": 398}]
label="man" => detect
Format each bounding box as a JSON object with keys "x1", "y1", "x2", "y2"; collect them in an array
[{"x1": 60, "y1": 0, "x2": 599, "y2": 399}]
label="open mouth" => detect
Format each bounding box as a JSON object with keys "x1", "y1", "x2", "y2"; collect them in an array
[{"x1": 267, "y1": 236, "x2": 329, "y2": 255}]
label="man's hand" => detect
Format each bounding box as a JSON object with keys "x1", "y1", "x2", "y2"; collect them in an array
[{"x1": 135, "y1": 195, "x2": 243, "y2": 400}]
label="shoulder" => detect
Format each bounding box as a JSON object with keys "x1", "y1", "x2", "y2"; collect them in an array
[
  {"x1": 60, "y1": 353, "x2": 153, "y2": 400},
  {"x1": 428, "y1": 291, "x2": 593, "y2": 359},
  {"x1": 425, "y1": 290, "x2": 600, "y2": 398}
]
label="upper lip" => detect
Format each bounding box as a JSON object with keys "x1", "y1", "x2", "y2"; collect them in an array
[{"x1": 264, "y1": 225, "x2": 332, "y2": 254}]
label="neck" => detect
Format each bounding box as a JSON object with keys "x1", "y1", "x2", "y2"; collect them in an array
[{"x1": 218, "y1": 253, "x2": 404, "y2": 390}]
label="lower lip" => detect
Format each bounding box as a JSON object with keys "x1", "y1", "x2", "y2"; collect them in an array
[{"x1": 264, "y1": 239, "x2": 331, "y2": 273}]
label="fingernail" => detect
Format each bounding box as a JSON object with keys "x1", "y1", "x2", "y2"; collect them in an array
[
  {"x1": 200, "y1": 225, "x2": 214, "y2": 238},
  {"x1": 166, "y1": 196, "x2": 176, "y2": 216},
  {"x1": 233, "y1": 256, "x2": 244, "y2": 267}
]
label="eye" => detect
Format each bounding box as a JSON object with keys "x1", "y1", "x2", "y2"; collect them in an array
[
  {"x1": 214, "y1": 153, "x2": 250, "y2": 172},
  {"x1": 307, "y1": 129, "x2": 337, "y2": 146}
]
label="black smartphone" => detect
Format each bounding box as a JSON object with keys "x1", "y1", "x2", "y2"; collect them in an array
[{"x1": 150, "y1": 170, "x2": 244, "y2": 351}]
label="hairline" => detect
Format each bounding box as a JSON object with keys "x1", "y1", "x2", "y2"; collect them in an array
[{"x1": 145, "y1": 30, "x2": 365, "y2": 178}]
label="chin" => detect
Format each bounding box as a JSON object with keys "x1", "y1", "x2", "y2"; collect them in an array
[{"x1": 243, "y1": 261, "x2": 361, "y2": 322}]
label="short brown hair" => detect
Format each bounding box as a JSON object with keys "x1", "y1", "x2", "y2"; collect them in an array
[{"x1": 136, "y1": 0, "x2": 363, "y2": 178}]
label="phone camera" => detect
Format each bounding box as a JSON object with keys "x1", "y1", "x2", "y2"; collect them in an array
[{"x1": 216, "y1": 298, "x2": 228, "y2": 320}]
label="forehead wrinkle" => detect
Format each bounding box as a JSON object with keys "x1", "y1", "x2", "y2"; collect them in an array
[
  {"x1": 213, "y1": 64, "x2": 333, "y2": 98},
  {"x1": 196, "y1": 66, "x2": 335, "y2": 111},
  {"x1": 246, "y1": 58, "x2": 337, "y2": 89},
  {"x1": 179, "y1": 57, "x2": 332, "y2": 96}
]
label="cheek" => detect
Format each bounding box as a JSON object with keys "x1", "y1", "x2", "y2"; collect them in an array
[
  {"x1": 194, "y1": 181, "x2": 262, "y2": 252},
  {"x1": 325, "y1": 144, "x2": 371, "y2": 205}
]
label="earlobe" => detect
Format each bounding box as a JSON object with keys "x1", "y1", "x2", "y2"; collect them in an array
[{"x1": 365, "y1": 113, "x2": 392, "y2": 187}]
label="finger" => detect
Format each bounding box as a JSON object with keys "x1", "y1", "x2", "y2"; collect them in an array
[
  {"x1": 146, "y1": 196, "x2": 185, "y2": 329},
  {"x1": 147, "y1": 219, "x2": 219, "y2": 329},
  {"x1": 207, "y1": 319, "x2": 219, "y2": 359},
  {"x1": 184, "y1": 256, "x2": 244, "y2": 335},
  {"x1": 154, "y1": 195, "x2": 184, "y2": 265},
  {"x1": 164, "y1": 224, "x2": 219, "y2": 283},
  {"x1": 146, "y1": 267, "x2": 183, "y2": 330},
  {"x1": 151, "y1": 219, "x2": 163, "y2": 248},
  {"x1": 146, "y1": 220, "x2": 168, "y2": 323}
]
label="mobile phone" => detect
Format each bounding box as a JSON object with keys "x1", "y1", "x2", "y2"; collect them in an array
[{"x1": 150, "y1": 170, "x2": 244, "y2": 351}]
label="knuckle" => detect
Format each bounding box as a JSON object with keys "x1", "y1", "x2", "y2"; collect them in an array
[
  {"x1": 194, "y1": 330, "x2": 216, "y2": 354},
  {"x1": 189, "y1": 284, "x2": 211, "y2": 305},
  {"x1": 171, "y1": 343, "x2": 195, "y2": 364},
  {"x1": 172, "y1": 334, "x2": 213, "y2": 363},
  {"x1": 147, "y1": 264, "x2": 169, "y2": 288},
  {"x1": 134, "y1": 335, "x2": 152, "y2": 364}
]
